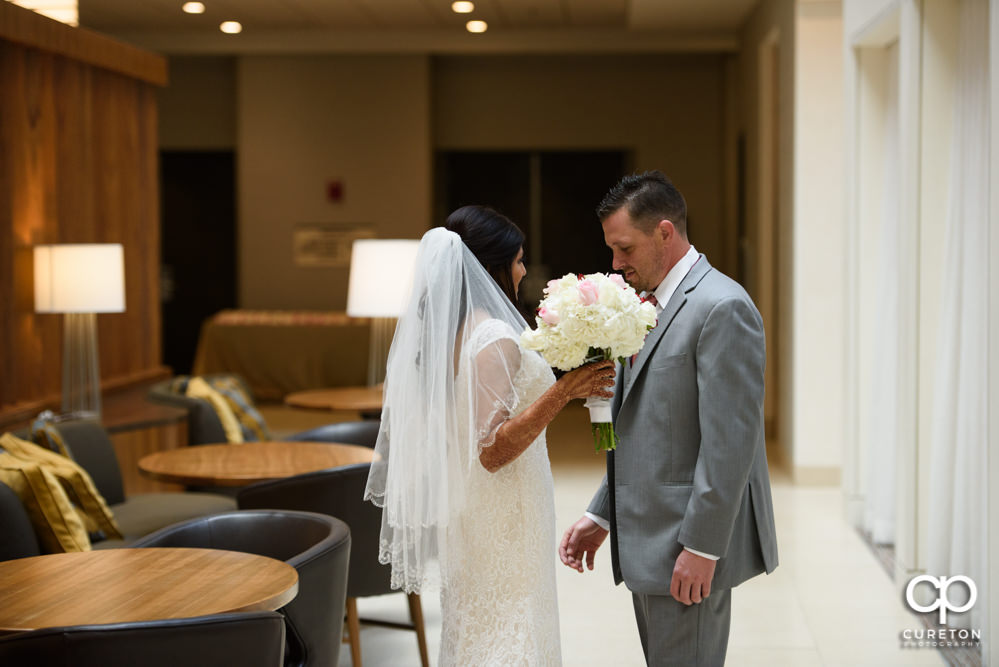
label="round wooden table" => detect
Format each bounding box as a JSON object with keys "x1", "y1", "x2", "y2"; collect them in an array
[
  {"x1": 284, "y1": 386, "x2": 383, "y2": 413},
  {"x1": 0, "y1": 548, "x2": 298, "y2": 633},
  {"x1": 138, "y1": 441, "x2": 376, "y2": 487}
]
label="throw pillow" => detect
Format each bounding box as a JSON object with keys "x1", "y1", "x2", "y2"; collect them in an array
[
  {"x1": 208, "y1": 376, "x2": 272, "y2": 442},
  {"x1": 185, "y1": 377, "x2": 245, "y2": 443},
  {"x1": 1, "y1": 433, "x2": 122, "y2": 542},
  {"x1": 0, "y1": 438, "x2": 91, "y2": 553}
]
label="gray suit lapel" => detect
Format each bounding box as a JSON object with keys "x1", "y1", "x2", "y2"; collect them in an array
[{"x1": 619, "y1": 256, "x2": 712, "y2": 406}]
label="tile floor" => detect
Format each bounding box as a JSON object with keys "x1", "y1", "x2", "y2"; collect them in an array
[{"x1": 271, "y1": 403, "x2": 949, "y2": 666}]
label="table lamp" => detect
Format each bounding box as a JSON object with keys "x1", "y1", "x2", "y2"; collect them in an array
[
  {"x1": 346, "y1": 239, "x2": 419, "y2": 386},
  {"x1": 34, "y1": 243, "x2": 126, "y2": 418}
]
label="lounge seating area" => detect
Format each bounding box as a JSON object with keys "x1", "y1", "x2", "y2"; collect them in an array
[{"x1": 0, "y1": 417, "x2": 393, "y2": 667}]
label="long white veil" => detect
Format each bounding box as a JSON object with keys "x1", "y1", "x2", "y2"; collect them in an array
[{"x1": 364, "y1": 227, "x2": 529, "y2": 593}]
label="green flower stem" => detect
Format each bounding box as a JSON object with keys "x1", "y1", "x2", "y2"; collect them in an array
[{"x1": 591, "y1": 422, "x2": 619, "y2": 452}]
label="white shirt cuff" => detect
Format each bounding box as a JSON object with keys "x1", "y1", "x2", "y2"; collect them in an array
[
  {"x1": 684, "y1": 546, "x2": 719, "y2": 560},
  {"x1": 585, "y1": 512, "x2": 610, "y2": 531}
]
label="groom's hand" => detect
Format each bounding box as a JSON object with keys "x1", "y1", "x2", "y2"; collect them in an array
[
  {"x1": 559, "y1": 516, "x2": 608, "y2": 573},
  {"x1": 669, "y1": 550, "x2": 717, "y2": 605}
]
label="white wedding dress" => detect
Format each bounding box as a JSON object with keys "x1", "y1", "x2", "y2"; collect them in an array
[{"x1": 439, "y1": 318, "x2": 562, "y2": 666}]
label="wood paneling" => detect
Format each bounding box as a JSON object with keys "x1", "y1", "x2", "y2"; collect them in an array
[
  {"x1": 0, "y1": 5, "x2": 168, "y2": 426},
  {"x1": 109, "y1": 426, "x2": 187, "y2": 495}
]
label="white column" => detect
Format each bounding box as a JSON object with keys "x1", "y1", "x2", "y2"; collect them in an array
[
  {"x1": 791, "y1": 1, "x2": 846, "y2": 484},
  {"x1": 987, "y1": 2, "x2": 999, "y2": 661},
  {"x1": 890, "y1": 0, "x2": 923, "y2": 586}
]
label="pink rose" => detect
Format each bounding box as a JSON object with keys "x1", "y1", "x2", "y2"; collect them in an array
[
  {"x1": 539, "y1": 306, "x2": 560, "y2": 325},
  {"x1": 609, "y1": 273, "x2": 627, "y2": 289},
  {"x1": 578, "y1": 279, "x2": 599, "y2": 305},
  {"x1": 545, "y1": 279, "x2": 561, "y2": 294}
]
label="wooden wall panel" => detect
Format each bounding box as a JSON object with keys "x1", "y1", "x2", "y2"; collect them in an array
[{"x1": 0, "y1": 7, "x2": 168, "y2": 426}]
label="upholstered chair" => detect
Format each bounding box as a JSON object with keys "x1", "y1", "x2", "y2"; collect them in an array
[
  {"x1": 131, "y1": 509, "x2": 351, "y2": 667},
  {"x1": 0, "y1": 611, "x2": 286, "y2": 667},
  {"x1": 47, "y1": 419, "x2": 236, "y2": 545},
  {"x1": 0, "y1": 481, "x2": 42, "y2": 561},
  {"x1": 148, "y1": 373, "x2": 368, "y2": 448},
  {"x1": 238, "y1": 463, "x2": 429, "y2": 667},
  {"x1": 147, "y1": 373, "x2": 257, "y2": 445},
  {"x1": 286, "y1": 419, "x2": 380, "y2": 448}
]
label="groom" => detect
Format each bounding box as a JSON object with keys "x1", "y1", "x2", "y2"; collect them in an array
[{"x1": 560, "y1": 171, "x2": 778, "y2": 666}]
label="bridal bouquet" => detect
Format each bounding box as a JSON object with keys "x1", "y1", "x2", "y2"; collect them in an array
[{"x1": 521, "y1": 272, "x2": 657, "y2": 451}]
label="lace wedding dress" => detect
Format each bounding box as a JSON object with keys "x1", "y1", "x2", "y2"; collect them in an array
[{"x1": 439, "y1": 319, "x2": 562, "y2": 666}]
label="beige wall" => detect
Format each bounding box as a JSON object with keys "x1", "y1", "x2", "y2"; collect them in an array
[
  {"x1": 237, "y1": 55, "x2": 433, "y2": 309},
  {"x1": 433, "y1": 54, "x2": 731, "y2": 273}
]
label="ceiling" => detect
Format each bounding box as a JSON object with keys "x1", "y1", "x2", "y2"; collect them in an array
[{"x1": 75, "y1": 0, "x2": 762, "y2": 54}]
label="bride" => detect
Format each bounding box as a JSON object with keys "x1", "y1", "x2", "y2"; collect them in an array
[{"x1": 365, "y1": 205, "x2": 615, "y2": 666}]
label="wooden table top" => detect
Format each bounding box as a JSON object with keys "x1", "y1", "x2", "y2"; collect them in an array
[
  {"x1": 138, "y1": 440, "x2": 376, "y2": 487},
  {"x1": 284, "y1": 386, "x2": 383, "y2": 412},
  {"x1": 0, "y1": 548, "x2": 298, "y2": 633}
]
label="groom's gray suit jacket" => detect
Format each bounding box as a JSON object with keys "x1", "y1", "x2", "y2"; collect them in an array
[{"x1": 588, "y1": 255, "x2": 779, "y2": 595}]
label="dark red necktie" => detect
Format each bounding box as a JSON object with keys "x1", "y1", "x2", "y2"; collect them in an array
[{"x1": 630, "y1": 293, "x2": 659, "y2": 366}]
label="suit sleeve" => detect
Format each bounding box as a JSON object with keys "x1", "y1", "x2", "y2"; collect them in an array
[
  {"x1": 679, "y1": 295, "x2": 766, "y2": 557},
  {"x1": 587, "y1": 475, "x2": 610, "y2": 520}
]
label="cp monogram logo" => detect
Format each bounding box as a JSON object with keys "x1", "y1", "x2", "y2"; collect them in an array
[{"x1": 905, "y1": 575, "x2": 977, "y2": 624}]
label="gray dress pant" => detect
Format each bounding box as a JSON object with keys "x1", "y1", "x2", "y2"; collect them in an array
[{"x1": 631, "y1": 588, "x2": 732, "y2": 666}]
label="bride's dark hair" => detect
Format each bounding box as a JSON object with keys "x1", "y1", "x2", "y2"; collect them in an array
[{"x1": 444, "y1": 205, "x2": 525, "y2": 307}]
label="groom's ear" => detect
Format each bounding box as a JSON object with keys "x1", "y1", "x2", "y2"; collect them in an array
[{"x1": 656, "y1": 219, "x2": 675, "y2": 242}]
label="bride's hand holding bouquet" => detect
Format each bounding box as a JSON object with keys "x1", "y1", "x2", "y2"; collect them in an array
[{"x1": 521, "y1": 272, "x2": 657, "y2": 451}]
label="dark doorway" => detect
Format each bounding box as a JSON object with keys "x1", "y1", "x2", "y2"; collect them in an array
[
  {"x1": 538, "y1": 151, "x2": 628, "y2": 277},
  {"x1": 436, "y1": 150, "x2": 628, "y2": 307},
  {"x1": 160, "y1": 151, "x2": 237, "y2": 375}
]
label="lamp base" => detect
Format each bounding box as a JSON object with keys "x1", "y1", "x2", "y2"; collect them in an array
[
  {"x1": 367, "y1": 317, "x2": 395, "y2": 387},
  {"x1": 62, "y1": 312, "x2": 102, "y2": 418}
]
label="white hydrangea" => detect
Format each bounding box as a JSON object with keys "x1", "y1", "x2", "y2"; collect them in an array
[{"x1": 521, "y1": 272, "x2": 658, "y2": 371}]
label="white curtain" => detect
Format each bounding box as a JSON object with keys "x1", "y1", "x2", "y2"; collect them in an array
[
  {"x1": 927, "y1": 0, "x2": 990, "y2": 633},
  {"x1": 862, "y1": 41, "x2": 901, "y2": 545}
]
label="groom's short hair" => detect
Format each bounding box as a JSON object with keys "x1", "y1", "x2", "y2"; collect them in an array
[{"x1": 597, "y1": 170, "x2": 688, "y2": 238}]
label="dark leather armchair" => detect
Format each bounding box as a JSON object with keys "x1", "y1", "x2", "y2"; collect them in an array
[
  {"x1": 48, "y1": 419, "x2": 236, "y2": 545},
  {"x1": 147, "y1": 373, "x2": 251, "y2": 445},
  {"x1": 0, "y1": 481, "x2": 42, "y2": 561},
  {"x1": 288, "y1": 419, "x2": 380, "y2": 448},
  {"x1": 0, "y1": 611, "x2": 286, "y2": 667},
  {"x1": 238, "y1": 463, "x2": 428, "y2": 667},
  {"x1": 148, "y1": 374, "x2": 377, "y2": 448},
  {"x1": 131, "y1": 509, "x2": 350, "y2": 667}
]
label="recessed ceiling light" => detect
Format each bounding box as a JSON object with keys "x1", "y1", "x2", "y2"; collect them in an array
[
  {"x1": 182, "y1": 2, "x2": 205, "y2": 14},
  {"x1": 219, "y1": 20, "x2": 242, "y2": 34},
  {"x1": 466, "y1": 20, "x2": 487, "y2": 33},
  {"x1": 451, "y1": 1, "x2": 474, "y2": 13}
]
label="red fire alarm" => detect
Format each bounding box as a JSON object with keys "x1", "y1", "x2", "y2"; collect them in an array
[{"x1": 327, "y1": 180, "x2": 344, "y2": 203}]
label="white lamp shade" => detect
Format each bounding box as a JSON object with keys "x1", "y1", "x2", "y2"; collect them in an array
[
  {"x1": 346, "y1": 239, "x2": 420, "y2": 318},
  {"x1": 34, "y1": 244, "x2": 126, "y2": 313}
]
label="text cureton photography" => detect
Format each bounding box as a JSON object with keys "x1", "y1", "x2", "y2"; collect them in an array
[{"x1": 899, "y1": 575, "x2": 983, "y2": 649}]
